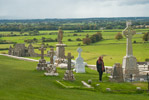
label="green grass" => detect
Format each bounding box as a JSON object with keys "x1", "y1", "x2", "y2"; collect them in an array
[
  {"x1": 0, "y1": 29, "x2": 149, "y2": 65},
  {"x1": 0, "y1": 55, "x2": 149, "y2": 100}
]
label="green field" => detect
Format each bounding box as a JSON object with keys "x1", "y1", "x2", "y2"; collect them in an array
[
  {"x1": 0, "y1": 55, "x2": 149, "y2": 100},
  {"x1": 0, "y1": 29, "x2": 149, "y2": 66}
]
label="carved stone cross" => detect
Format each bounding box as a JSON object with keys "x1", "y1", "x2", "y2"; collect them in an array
[
  {"x1": 39, "y1": 45, "x2": 46, "y2": 59},
  {"x1": 66, "y1": 53, "x2": 74, "y2": 70},
  {"x1": 49, "y1": 48, "x2": 55, "y2": 64},
  {"x1": 122, "y1": 21, "x2": 136, "y2": 56},
  {"x1": 77, "y1": 47, "x2": 82, "y2": 57}
]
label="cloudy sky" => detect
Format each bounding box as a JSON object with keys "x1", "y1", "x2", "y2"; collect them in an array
[{"x1": 0, "y1": 0, "x2": 149, "y2": 19}]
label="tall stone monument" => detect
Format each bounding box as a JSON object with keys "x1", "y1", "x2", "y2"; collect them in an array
[
  {"x1": 36, "y1": 45, "x2": 47, "y2": 70},
  {"x1": 44, "y1": 48, "x2": 58, "y2": 76},
  {"x1": 75, "y1": 47, "x2": 85, "y2": 73},
  {"x1": 63, "y1": 53, "x2": 75, "y2": 81},
  {"x1": 122, "y1": 21, "x2": 139, "y2": 82},
  {"x1": 56, "y1": 27, "x2": 66, "y2": 63}
]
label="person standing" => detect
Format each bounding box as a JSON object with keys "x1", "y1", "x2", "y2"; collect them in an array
[{"x1": 96, "y1": 56, "x2": 105, "y2": 82}]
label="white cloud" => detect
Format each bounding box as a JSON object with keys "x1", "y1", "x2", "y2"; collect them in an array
[{"x1": 0, "y1": 0, "x2": 149, "y2": 19}]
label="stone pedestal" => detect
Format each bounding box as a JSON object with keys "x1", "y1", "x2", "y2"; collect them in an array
[
  {"x1": 44, "y1": 64, "x2": 59, "y2": 76},
  {"x1": 56, "y1": 44, "x2": 66, "y2": 59},
  {"x1": 36, "y1": 59, "x2": 47, "y2": 70},
  {"x1": 110, "y1": 63, "x2": 124, "y2": 82},
  {"x1": 63, "y1": 70, "x2": 75, "y2": 81},
  {"x1": 122, "y1": 56, "x2": 139, "y2": 81}
]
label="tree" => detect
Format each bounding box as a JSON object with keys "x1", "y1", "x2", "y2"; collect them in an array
[
  {"x1": 10, "y1": 32, "x2": 13, "y2": 35},
  {"x1": 83, "y1": 38, "x2": 91, "y2": 45},
  {"x1": 115, "y1": 32, "x2": 123, "y2": 40},
  {"x1": 73, "y1": 34, "x2": 78, "y2": 36},
  {"x1": 143, "y1": 32, "x2": 149, "y2": 41},
  {"x1": 68, "y1": 39, "x2": 72, "y2": 41},
  {"x1": 42, "y1": 37, "x2": 46, "y2": 42},
  {"x1": 90, "y1": 32, "x2": 103, "y2": 43},
  {"x1": 76, "y1": 38, "x2": 82, "y2": 41},
  {"x1": 33, "y1": 38, "x2": 38, "y2": 43}
]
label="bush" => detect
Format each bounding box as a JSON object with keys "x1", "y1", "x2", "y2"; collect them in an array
[
  {"x1": 76, "y1": 38, "x2": 82, "y2": 41},
  {"x1": 73, "y1": 34, "x2": 78, "y2": 36},
  {"x1": 24, "y1": 39, "x2": 34, "y2": 43},
  {"x1": 90, "y1": 32, "x2": 103, "y2": 43},
  {"x1": 68, "y1": 39, "x2": 72, "y2": 41},
  {"x1": 78, "y1": 43, "x2": 81, "y2": 46},
  {"x1": 133, "y1": 40, "x2": 136, "y2": 43},
  {"x1": 83, "y1": 38, "x2": 91, "y2": 45},
  {"x1": 145, "y1": 58, "x2": 149, "y2": 61},
  {"x1": 143, "y1": 32, "x2": 149, "y2": 41},
  {"x1": 46, "y1": 38, "x2": 55, "y2": 42},
  {"x1": 115, "y1": 32, "x2": 123, "y2": 40}
]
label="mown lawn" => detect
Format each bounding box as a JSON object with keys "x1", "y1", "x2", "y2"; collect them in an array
[{"x1": 0, "y1": 55, "x2": 149, "y2": 100}]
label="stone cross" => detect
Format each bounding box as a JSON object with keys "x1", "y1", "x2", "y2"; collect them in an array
[
  {"x1": 58, "y1": 27, "x2": 63, "y2": 44},
  {"x1": 77, "y1": 47, "x2": 82, "y2": 57},
  {"x1": 66, "y1": 53, "x2": 74, "y2": 70},
  {"x1": 39, "y1": 45, "x2": 46, "y2": 59},
  {"x1": 122, "y1": 21, "x2": 136, "y2": 56},
  {"x1": 49, "y1": 48, "x2": 55, "y2": 64}
]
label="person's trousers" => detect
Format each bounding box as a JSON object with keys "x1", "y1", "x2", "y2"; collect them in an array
[{"x1": 98, "y1": 70, "x2": 103, "y2": 81}]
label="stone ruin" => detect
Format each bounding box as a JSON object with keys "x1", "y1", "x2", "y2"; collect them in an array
[{"x1": 8, "y1": 44, "x2": 39, "y2": 57}]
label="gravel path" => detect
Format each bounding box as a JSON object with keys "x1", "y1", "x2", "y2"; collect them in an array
[{"x1": 0, "y1": 54, "x2": 38, "y2": 62}]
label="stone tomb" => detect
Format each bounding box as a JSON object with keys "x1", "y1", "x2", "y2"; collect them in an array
[
  {"x1": 75, "y1": 47, "x2": 85, "y2": 73},
  {"x1": 36, "y1": 45, "x2": 47, "y2": 70},
  {"x1": 110, "y1": 63, "x2": 124, "y2": 82},
  {"x1": 122, "y1": 21, "x2": 139, "y2": 82},
  {"x1": 63, "y1": 53, "x2": 75, "y2": 81},
  {"x1": 44, "y1": 48, "x2": 58, "y2": 76}
]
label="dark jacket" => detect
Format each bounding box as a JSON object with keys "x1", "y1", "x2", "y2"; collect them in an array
[{"x1": 96, "y1": 60, "x2": 103, "y2": 72}]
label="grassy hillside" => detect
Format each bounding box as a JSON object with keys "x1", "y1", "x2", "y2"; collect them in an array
[
  {"x1": 0, "y1": 55, "x2": 149, "y2": 100},
  {"x1": 0, "y1": 29, "x2": 149, "y2": 66}
]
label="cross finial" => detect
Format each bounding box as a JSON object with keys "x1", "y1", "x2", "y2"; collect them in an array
[
  {"x1": 39, "y1": 45, "x2": 46, "y2": 59},
  {"x1": 126, "y1": 21, "x2": 132, "y2": 27},
  {"x1": 122, "y1": 21, "x2": 136, "y2": 38},
  {"x1": 77, "y1": 47, "x2": 82, "y2": 57}
]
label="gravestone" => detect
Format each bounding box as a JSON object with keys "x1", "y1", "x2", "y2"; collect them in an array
[
  {"x1": 36, "y1": 45, "x2": 47, "y2": 70},
  {"x1": 110, "y1": 63, "x2": 124, "y2": 82},
  {"x1": 122, "y1": 21, "x2": 139, "y2": 82},
  {"x1": 63, "y1": 53, "x2": 75, "y2": 81},
  {"x1": 44, "y1": 48, "x2": 58, "y2": 76},
  {"x1": 56, "y1": 27, "x2": 66, "y2": 63},
  {"x1": 75, "y1": 47, "x2": 85, "y2": 73}
]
